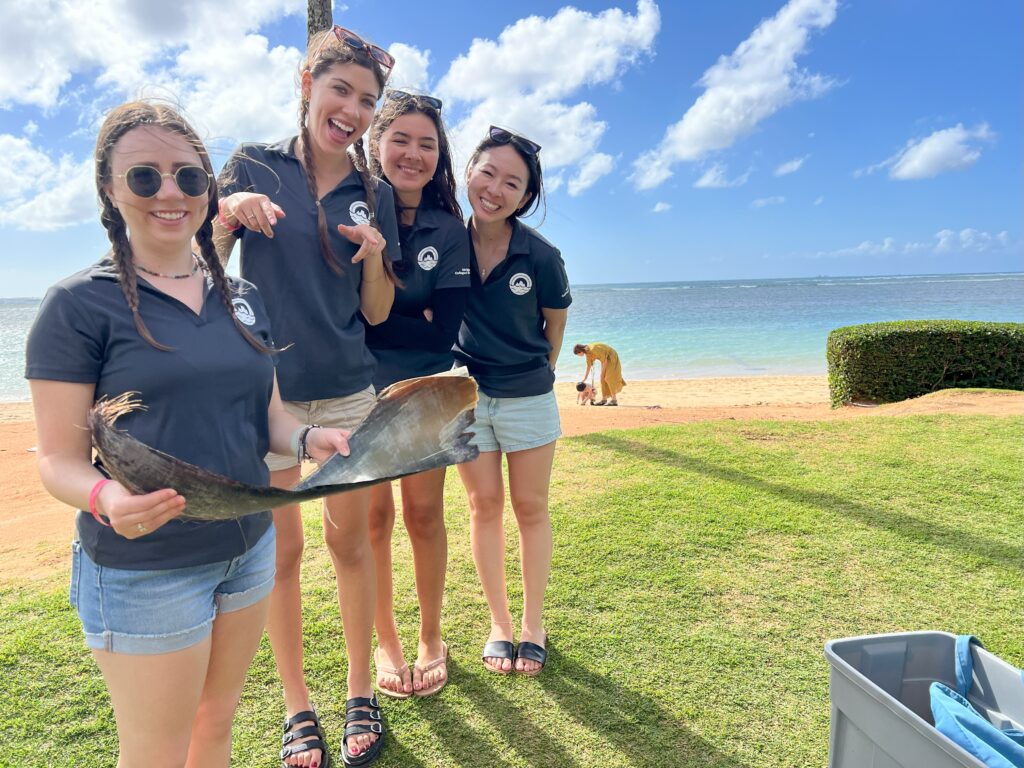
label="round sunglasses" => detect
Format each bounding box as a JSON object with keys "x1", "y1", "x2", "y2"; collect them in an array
[{"x1": 116, "y1": 165, "x2": 213, "y2": 198}]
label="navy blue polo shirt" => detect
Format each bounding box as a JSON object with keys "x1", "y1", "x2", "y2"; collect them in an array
[
  {"x1": 454, "y1": 219, "x2": 572, "y2": 397},
  {"x1": 364, "y1": 205, "x2": 470, "y2": 389},
  {"x1": 220, "y1": 138, "x2": 401, "y2": 401},
  {"x1": 25, "y1": 260, "x2": 276, "y2": 570}
]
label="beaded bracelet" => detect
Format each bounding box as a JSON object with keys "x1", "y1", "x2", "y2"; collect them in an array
[
  {"x1": 88, "y1": 478, "x2": 112, "y2": 526},
  {"x1": 299, "y1": 424, "x2": 321, "y2": 463}
]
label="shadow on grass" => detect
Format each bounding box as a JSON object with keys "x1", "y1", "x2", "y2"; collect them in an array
[
  {"x1": 578, "y1": 432, "x2": 1023, "y2": 570},
  {"x1": 412, "y1": 656, "x2": 747, "y2": 768}
]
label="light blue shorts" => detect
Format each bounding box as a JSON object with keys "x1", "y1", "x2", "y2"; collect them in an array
[
  {"x1": 69, "y1": 526, "x2": 276, "y2": 655},
  {"x1": 470, "y1": 390, "x2": 561, "y2": 453}
]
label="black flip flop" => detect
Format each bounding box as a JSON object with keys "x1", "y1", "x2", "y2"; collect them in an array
[{"x1": 515, "y1": 637, "x2": 548, "y2": 677}]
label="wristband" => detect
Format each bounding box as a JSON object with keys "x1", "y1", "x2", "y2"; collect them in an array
[
  {"x1": 299, "y1": 424, "x2": 321, "y2": 463},
  {"x1": 217, "y1": 199, "x2": 241, "y2": 232},
  {"x1": 88, "y1": 478, "x2": 112, "y2": 526}
]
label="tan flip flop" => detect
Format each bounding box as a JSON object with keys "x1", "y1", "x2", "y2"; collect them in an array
[
  {"x1": 374, "y1": 647, "x2": 412, "y2": 699},
  {"x1": 413, "y1": 641, "x2": 449, "y2": 697}
]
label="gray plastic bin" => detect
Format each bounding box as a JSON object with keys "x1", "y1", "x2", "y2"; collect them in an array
[{"x1": 825, "y1": 631, "x2": 1024, "y2": 768}]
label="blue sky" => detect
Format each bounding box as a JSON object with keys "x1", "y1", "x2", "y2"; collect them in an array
[{"x1": 0, "y1": 0, "x2": 1020, "y2": 297}]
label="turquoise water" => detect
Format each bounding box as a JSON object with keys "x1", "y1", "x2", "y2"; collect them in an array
[{"x1": 3, "y1": 272, "x2": 1021, "y2": 401}]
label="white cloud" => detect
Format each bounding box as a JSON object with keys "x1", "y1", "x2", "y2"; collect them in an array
[
  {"x1": 23, "y1": 121, "x2": 39, "y2": 137},
  {"x1": 855, "y1": 123, "x2": 994, "y2": 180},
  {"x1": 0, "y1": 137, "x2": 96, "y2": 231},
  {"x1": 632, "y1": 0, "x2": 838, "y2": 189},
  {"x1": 813, "y1": 228, "x2": 1013, "y2": 258},
  {"x1": 437, "y1": 1, "x2": 659, "y2": 185},
  {"x1": 568, "y1": 153, "x2": 615, "y2": 196},
  {"x1": 652, "y1": 201, "x2": 671, "y2": 213},
  {"x1": 388, "y1": 43, "x2": 431, "y2": 93},
  {"x1": 774, "y1": 155, "x2": 807, "y2": 175},
  {"x1": 0, "y1": 0, "x2": 304, "y2": 110},
  {"x1": 751, "y1": 196, "x2": 785, "y2": 208},
  {"x1": 693, "y1": 163, "x2": 750, "y2": 188}
]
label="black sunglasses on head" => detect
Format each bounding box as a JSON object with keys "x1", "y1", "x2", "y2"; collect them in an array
[
  {"x1": 116, "y1": 165, "x2": 212, "y2": 198},
  {"x1": 488, "y1": 125, "x2": 541, "y2": 156},
  {"x1": 312, "y1": 25, "x2": 395, "y2": 82},
  {"x1": 386, "y1": 89, "x2": 442, "y2": 111}
]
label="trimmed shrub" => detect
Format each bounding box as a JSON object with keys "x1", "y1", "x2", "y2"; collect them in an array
[{"x1": 827, "y1": 320, "x2": 1024, "y2": 407}]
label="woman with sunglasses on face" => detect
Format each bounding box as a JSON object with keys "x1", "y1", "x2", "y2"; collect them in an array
[
  {"x1": 454, "y1": 127, "x2": 571, "y2": 676},
  {"x1": 363, "y1": 90, "x2": 470, "y2": 699},
  {"x1": 25, "y1": 101, "x2": 350, "y2": 768},
  {"x1": 215, "y1": 26, "x2": 399, "y2": 768}
]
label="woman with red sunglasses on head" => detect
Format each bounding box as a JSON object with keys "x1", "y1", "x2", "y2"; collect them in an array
[
  {"x1": 454, "y1": 126, "x2": 571, "y2": 677},
  {"x1": 363, "y1": 90, "x2": 469, "y2": 699},
  {"x1": 25, "y1": 100, "x2": 351, "y2": 768},
  {"x1": 214, "y1": 26, "x2": 400, "y2": 768}
]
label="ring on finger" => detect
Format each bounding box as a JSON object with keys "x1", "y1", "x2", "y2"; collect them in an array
[{"x1": 136, "y1": 522, "x2": 147, "y2": 534}]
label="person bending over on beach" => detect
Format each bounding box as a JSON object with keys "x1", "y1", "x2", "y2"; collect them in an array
[
  {"x1": 214, "y1": 25, "x2": 399, "y2": 768},
  {"x1": 573, "y1": 343, "x2": 626, "y2": 406},
  {"x1": 576, "y1": 380, "x2": 596, "y2": 405},
  {"x1": 363, "y1": 91, "x2": 469, "y2": 699},
  {"x1": 454, "y1": 126, "x2": 571, "y2": 676},
  {"x1": 26, "y1": 101, "x2": 351, "y2": 768}
]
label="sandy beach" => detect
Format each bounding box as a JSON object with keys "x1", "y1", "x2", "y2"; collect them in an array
[{"x1": 3, "y1": 375, "x2": 1021, "y2": 585}]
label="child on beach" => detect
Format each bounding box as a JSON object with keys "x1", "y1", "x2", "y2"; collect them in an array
[
  {"x1": 214, "y1": 25, "x2": 399, "y2": 768},
  {"x1": 574, "y1": 342, "x2": 626, "y2": 406},
  {"x1": 25, "y1": 100, "x2": 350, "y2": 768},
  {"x1": 454, "y1": 126, "x2": 571, "y2": 677},
  {"x1": 576, "y1": 380, "x2": 596, "y2": 405},
  {"x1": 363, "y1": 90, "x2": 470, "y2": 699}
]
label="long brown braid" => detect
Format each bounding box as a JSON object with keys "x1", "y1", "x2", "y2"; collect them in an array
[
  {"x1": 96, "y1": 100, "x2": 272, "y2": 353},
  {"x1": 298, "y1": 27, "x2": 396, "y2": 282}
]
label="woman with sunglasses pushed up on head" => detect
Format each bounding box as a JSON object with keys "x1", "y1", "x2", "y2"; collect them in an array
[
  {"x1": 25, "y1": 101, "x2": 351, "y2": 768},
  {"x1": 362, "y1": 91, "x2": 469, "y2": 699},
  {"x1": 454, "y1": 127, "x2": 571, "y2": 677},
  {"x1": 214, "y1": 26, "x2": 400, "y2": 768}
]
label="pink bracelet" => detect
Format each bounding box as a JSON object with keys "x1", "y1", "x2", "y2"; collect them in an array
[
  {"x1": 88, "y1": 478, "x2": 112, "y2": 526},
  {"x1": 217, "y1": 199, "x2": 241, "y2": 232}
]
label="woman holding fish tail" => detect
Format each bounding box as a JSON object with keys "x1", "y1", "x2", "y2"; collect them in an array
[
  {"x1": 362, "y1": 90, "x2": 470, "y2": 699},
  {"x1": 25, "y1": 100, "x2": 350, "y2": 768},
  {"x1": 214, "y1": 25, "x2": 400, "y2": 768},
  {"x1": 454, "y1": 127, "x2": 571, "y2": 676}
]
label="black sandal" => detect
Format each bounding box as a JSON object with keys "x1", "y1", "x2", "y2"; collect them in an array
[
  {"x1": 515, "y1": 637, "x2": 548, "y2": 677},
  {"x1": 341, "y1": 695, "x2": 384, "y2": 767},
  {"x1": 482, "y1": 640, "x2": 516, "y2": 674},
  {"x1": 280, "y1": 709, "x2": 331, "y2": 768}
]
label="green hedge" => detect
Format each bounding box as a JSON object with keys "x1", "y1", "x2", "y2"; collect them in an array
[{"x1": 826, "y1": 320, "x2": 1024, "y2": 407}]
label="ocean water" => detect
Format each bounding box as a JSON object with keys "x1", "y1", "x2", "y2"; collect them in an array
[{"x1": 2, "y1": 273, "x2": 1021, "y2": 401}]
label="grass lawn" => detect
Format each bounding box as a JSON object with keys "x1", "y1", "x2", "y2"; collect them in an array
[{"x1": 1, "y1": 414, "x2": 1021, "y2": 767}]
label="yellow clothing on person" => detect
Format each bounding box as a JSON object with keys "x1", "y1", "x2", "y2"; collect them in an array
[{"x1": 584, "y1": 342, "x2": 626, "y2": 399}]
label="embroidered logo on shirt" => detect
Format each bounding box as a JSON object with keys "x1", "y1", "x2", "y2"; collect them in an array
[
  {"x1": 349, "y1": 201, "x2": 371, "y2": 225},
  {"x1": 232, "y1": 298, "x2": 256, "y2": 326},
  {"x1": 454, "y1": 267, "x2": 471, "y2": 277},
  {"x1": 509, "y1": 272, "x2": 533, "y2": 295},
  {"x1": 417, "y1": 246, "x2": 439, "y2": 271}
]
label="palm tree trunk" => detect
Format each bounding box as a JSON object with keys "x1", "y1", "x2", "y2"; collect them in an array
[{"x1": 307, "y1": 0, "x2": 332, "y2": 44}]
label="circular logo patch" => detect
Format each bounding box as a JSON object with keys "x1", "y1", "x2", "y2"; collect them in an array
[
  {"x1": 509, "y1": 272, "x2": 533, "y2": 295},
  {"x1": 349, "y1": 200, "x2": 371, "y2": 225},
  {"x1": 232, "y1": 298, "x2": 256, "y2": 326},
  {"x1": 417, "y1": 246, "x2": 439, "y2": 271}
]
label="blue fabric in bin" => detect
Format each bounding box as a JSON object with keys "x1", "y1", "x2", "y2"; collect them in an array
[{"x1": 929, "y1": 635, "x2": 1024, "y2": 768}]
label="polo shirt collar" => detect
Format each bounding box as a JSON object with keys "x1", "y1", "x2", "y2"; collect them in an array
[
  {"x1": 410, "y1": 205, "x2": 445, "y2": 234},
  {"x1": 263, "y1": 136, "x2": 364, "y2": 191},
  {"x1": 508, "y1": 218, "x2": 532, "y2": 257}
]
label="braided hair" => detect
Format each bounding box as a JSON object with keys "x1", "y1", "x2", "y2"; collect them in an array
[
  {"x1": 298, "y1": 28, "x2": 396, "y2": 281},
  {"x1": 95, "y1": 101, "x2": 272, "y2": 353}
]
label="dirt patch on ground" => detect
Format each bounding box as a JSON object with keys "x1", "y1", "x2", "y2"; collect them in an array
[{"x1": 2, "y1": 383, "x2": 1020, "y2": 585}]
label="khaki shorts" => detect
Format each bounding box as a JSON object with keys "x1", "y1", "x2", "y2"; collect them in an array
[{"x1": 264, "y1": 385, "x2": 376, "y2": 471}]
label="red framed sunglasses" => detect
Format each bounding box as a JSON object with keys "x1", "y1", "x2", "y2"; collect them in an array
[{"x1": 311, "y1": 25, "x2": 395, "y2": 82}]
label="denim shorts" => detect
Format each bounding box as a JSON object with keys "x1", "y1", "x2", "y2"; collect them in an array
[
  {"x1": 470, "y1": 389, "x2": 561, "y2": 453},
  {"x1": 69, "y1": 526, "x2": 276, "y2": 655},
  {"x1": 265, "y1": 386, "x2": 377, "y2": 471}
]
